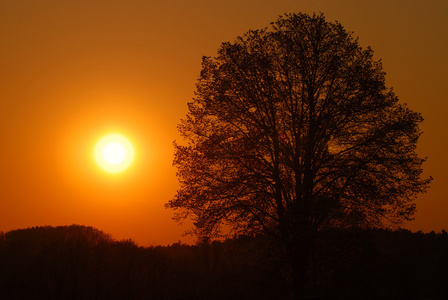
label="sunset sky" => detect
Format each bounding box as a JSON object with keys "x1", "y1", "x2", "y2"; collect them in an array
[{"x1": 1, "y1": 0, "x2": 447, "y2": 246}]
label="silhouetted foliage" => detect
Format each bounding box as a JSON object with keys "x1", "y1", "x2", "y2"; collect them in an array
[
  {"x1": 0, "y1": 225, "x2": 447, "y2": 299},
  {"x1": 167, "y1": 12, "x2": 431, "y2": 297},
  {"x1": 0, "y1": 225, "x2": 289, "y2": 300}
]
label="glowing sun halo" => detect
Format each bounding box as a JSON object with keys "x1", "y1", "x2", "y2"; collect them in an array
[{"x1": 94, "y1": 134, "x2": 135, "y2": 173}]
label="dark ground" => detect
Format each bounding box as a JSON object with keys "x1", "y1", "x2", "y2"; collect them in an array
[{"x1": 1, "y1": 225, "x2": 447, "y2": 299}]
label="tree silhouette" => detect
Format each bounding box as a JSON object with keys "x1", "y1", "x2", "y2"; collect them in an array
[{"x1": 167, "y1": 13, "x2": 431, "y2": 297}]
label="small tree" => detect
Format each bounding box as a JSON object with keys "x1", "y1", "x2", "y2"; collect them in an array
[{"x1": 167, "y1": 13, "x2": 431, "y2": 297}]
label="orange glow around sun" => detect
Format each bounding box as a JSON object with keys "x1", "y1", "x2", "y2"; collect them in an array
[{"x1": 94, "y1": 133, "x2": 135, "y2": 173}]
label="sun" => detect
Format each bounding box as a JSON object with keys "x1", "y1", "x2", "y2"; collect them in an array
[
  {"x1": 94, "y1": 133, "x2": 135, "y2": 173},
  {"x1": 103, "y1": 143, "x2": 126, "y2": 164}
]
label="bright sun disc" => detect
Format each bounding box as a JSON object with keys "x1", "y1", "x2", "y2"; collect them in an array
[
  {"x1": 94, "y1": 134, "x2": 135, "y2": 173},
  {"x1": 103, "y1": 143, "x2": 126, "y2": 164}
]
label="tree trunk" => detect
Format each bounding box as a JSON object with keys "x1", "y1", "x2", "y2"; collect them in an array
[{"x1": 286, "y1": 227, "x2": 315, "y2": 300}]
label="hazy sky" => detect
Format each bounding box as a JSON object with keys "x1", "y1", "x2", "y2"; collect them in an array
[{"x1": 1, "y1": 0, "x2": 447, "y2": 246}]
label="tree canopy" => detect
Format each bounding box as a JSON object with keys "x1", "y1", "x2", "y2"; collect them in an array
[{"x1": 169, "y1": 13, "x2": 430, "y2": 244}]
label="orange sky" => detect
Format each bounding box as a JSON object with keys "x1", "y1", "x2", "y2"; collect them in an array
[{"x1": 1, "y1": 0, "x2": 447, "y2": 246}]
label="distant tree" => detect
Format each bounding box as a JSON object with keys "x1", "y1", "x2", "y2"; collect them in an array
[{"x1": 167, "y1": 13, "x2": 431, "y2": 297}]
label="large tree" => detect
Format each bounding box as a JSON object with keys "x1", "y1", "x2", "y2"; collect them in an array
[{"x1": 168, "y1": 13, "x2": 431, "y2": 296}]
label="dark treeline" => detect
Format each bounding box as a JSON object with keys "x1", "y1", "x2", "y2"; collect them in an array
[{"x1": 0, "y1": 225, "x2": 447, "y2": 300}]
